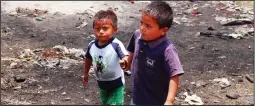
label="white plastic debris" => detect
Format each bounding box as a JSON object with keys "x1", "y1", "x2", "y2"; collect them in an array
[
  {"x1": 213, "y1": 78, "x2": 231, "y2": 88},
  {"x1": 68, "y1": 48, "x2": 85, "y2": 58},
  {"x1": 183, "y1": 92, "x2": 204, "y2": 105},
  {"x1": 52, "y1": 45, "x2": 69, "y2": 54}
]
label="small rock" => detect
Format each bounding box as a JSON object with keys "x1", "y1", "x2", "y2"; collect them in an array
[
  {"x1": 238, "y1": 78, "x2": 243, "y2": 82},
  {"x1": 214, "y1": 100, "x2": 220, "y2": 103},
  {"x1": 207, "y1": 26, "x2": 215, "y2": 30},
  {"x1": 35, "y1": 17, "x2": 44, "y2": 21},
  {"x1": 218, "y1": 55, "x2": 226, "y2": 59},
  {"x1": 190, "y1": 82, "x2": 195, "y2": 85},
  {"x1": 13, "y1": 85, "x2": 22, "y2": 90},
  {"x1": 61, "y1": 92, "x2": 67, "y2": 95},
  {"x1": 245, "y1": 75, "x2": 254, "y2": 83},
  {"x1": 65, "y1": 97, "x2": 71, "y2": 101},
  {"x1": 189, "y1": 47, "x2": 195, "y2": 50},
  {"x1": 208, "y1": 60, "x2": 213, "y2": 62},
  {"x1": 61, "y1": 41, "x2": 66, "y2": 45},
  {"x1": 226, "y1": 93, "x2": 240, "y2": 99},
  {"x1": 248, "y1": 46, "x2": 251, "y2": 49},
  {"x1": 10, "y1": 62, "x2": 18, "y2": 69},
  {"x1": 14, "y1": 76, "x2": 26, "y2": 82},
  {"x1": 85, "y1": 99, "x2": 90, "y2": 102}
]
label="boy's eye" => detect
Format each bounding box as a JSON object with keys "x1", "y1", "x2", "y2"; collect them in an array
[
  {"x1": 95, "y1": 28, "x2": 100, "y2": 31},
  {"x1": 102, "y1": 26, "x2": 108, "y2": 31},
  {"x1": 146, "y1": 24, "x2": 151, "y2": 28}
]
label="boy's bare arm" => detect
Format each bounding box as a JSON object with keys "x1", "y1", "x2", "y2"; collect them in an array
[
  {"x1": 119, "y1": 52, "x2": 133, "y2": 71},
  {"x1": 164, "y1": 75, "x2": 179, "y2": 105},
  {"x1": 127, "y1": 52, "x2": 133, "y2": 70},
  {"x1": 83, "y1": 58, "x2": 92, "y2": 86}
]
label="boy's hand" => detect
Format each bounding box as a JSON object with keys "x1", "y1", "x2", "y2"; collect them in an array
[
  {"x1": 83, "y1": 76, "x2": 88, "y2": 88},
  {"x1": 119, "y1": 59, "x2": 128, "y2": 71}
]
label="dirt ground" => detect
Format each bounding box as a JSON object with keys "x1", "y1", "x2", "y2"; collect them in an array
[{"x1": 1, "y1": 1, "x2": 254, "y2": 105}]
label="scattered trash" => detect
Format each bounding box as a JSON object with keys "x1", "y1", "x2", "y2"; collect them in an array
[
  {"x1": 226, "y1": 93, "x2": 240, "y2": 99},
  {"x1": 16, "y1": 7, "x2": 48, "y2": 17},
  {"x1": 213, "y1": 78, "x2": 231, "y2": 88},
  {"x1": 227, "y1": 33, "x2": 243, "y2": 39},
  {"x1": 194, "y1": 80, "x2": 207, "y2": 87},
  {"x1": 191, "y1": 10, "x2": 200, "y2": 15},
  {"x1": 76, "y1": 21, "x2": 88, "y2": 29},
  {"x1": 78, "y1": 9, "x2": 96, "y2": 18},
  {"x1": 19, "y1": 49, "x2": 35, "y2": 59},
  {"x1": 183, "y1": 92, "x2": 204, "y2": 105},
  {"x1": 52, "y1": 45, "x2": 69, "y2": 54},
  {"x1": 68, "y1": 48, "x2": 86, "y2": 59}
]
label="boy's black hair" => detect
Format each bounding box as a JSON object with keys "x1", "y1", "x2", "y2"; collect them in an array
[
  {"x1": 93, "y1": 10, "x2": 117, "y2": 28},
  {"x1": 143, "y1": 1, "x2": 173, "y2": 29}
]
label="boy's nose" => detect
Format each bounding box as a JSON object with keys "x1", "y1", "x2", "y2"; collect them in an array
[
  {"x1": 99, "y1": 29, "x2": 104, "y2": 34},
  {"x1": 140, "y1": 25, "x2": 145, "y2": 32}
]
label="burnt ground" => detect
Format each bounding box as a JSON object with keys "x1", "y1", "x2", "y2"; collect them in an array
[{"x1": 1, "y1": 1, "x2": 254, "y2": 105}]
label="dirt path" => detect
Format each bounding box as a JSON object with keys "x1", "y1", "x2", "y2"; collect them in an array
[{"x1": 1, "y1": 1, "x2": 254, "y2": 105}]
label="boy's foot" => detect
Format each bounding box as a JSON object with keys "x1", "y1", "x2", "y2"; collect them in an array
[{"x1": 124, "y1": 71, "x2": 131, "y2": 76}]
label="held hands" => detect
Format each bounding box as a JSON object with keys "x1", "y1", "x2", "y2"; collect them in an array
[{"x1": 119, "y1": 59, "x2": 128, "y2": 71}]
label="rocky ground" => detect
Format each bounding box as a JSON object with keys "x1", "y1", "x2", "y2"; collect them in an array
[{"x1": 1, "y1": 1, "x2": 254, "y2": 105}]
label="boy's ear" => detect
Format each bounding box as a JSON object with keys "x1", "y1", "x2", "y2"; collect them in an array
[
  {"x1": 160, "y1": 27, "x2": 169, "y2": 35},
  {"x1": 114, "y1": 27, "x2": 118, "y2": 33}
]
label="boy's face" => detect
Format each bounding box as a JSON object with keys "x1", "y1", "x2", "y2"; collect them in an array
[
  {"x1": 93, "y1": 19, "x2": 117, "y2": 42},
  {"x1": 140, "y1": 13, "x2": 168, "y2": 41}
]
